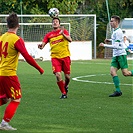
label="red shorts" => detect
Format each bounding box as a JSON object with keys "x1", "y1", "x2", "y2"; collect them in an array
[
  {"x1": 0, "y1": 76, "x2": 22, "y2": 100},
  {"x1": 51, "y1": 56, "x2": 71, "y2": 74}
]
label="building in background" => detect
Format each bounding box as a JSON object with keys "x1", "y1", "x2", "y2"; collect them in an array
[{"x1": 121, "y1": 18, "x2": 133, "y2": 43}]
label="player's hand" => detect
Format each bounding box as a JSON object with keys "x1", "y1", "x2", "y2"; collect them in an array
[
  {"x1": 38, "y1": 44, "x2": 43, "y2": 49},
  {"x1": 59, "y1": 26, "x2": 64, "y2": 34},
  {"x1": 99, "y1": 43, "x2": 104, "y2": 47},
  {"x1": 128, "y1": 49, "x2": 132, "y2": 53}
]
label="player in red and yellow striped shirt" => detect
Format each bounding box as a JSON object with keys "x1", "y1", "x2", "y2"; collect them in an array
[
  {"x1": 0, "y1": 13, "x2": 44, "y2": 130},
  {"x1": 38, "y1": 17, "x2": 72, "y2": 99}
]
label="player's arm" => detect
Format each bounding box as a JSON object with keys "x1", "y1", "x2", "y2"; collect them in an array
[
  {"x1": 99, "y1": 42, "x2": 115, "y2": 48},
  {"x1": 60, "y1": 27, "x2": 72, "y2": 42},
  {"x1": 15, "y1": 38, "x2": 44, "y2": 74},
  {"x1": 38, "y1": 42, "x2": 47, "y2": 50},
  {"x1": 62, "y1": 33, "x2": 72, "y2": 42},
  {"x1": 38, "y1": 34, "x2": 48, "y2": 49},
  {"x1": 99, "y1": 42, "x2": 123, "y2": 49}
]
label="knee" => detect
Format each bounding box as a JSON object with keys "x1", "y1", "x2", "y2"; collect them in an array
[
  {"x1": 55, "y1": 72, "x2": 60, "y2": 77},
  {"x1": 12, "y1": 98, "x2": 21, "y2": 103},
  {"x1": 122, "y1": 72, "x2": 128, "y2": 77},
  {"x1": 55, "y1": 72, "x2": 62, "y2": 81},
  {"x1": 110, "y1": 71, "x2": 115, "y2": 77}
]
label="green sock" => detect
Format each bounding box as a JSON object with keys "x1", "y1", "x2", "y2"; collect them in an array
[
  {"x1": 131, "y1": 70, "x2": 133, "y2": 76},
  {"x1": 113, "y1": 76, "x2": 121, "y2": 92}
]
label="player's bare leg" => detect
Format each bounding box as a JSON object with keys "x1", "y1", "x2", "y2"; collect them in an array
[{"x1": 121, "y1": 68, "x2": 133, "y2": 76}]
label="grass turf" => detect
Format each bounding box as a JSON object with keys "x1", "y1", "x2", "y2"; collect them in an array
[{"x1": 0, "y1": 59, "x2": 133, "y2": 133}]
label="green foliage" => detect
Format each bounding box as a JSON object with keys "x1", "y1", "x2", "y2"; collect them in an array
[
  {"x1": 0, "y1": 0, "x2": 83, "y2": 14},
  {"x1": 0, "y1": 0, "x2": 20, "y2": 14},
  {"x1": 47, "y1": 0, "x2": 83, "y2": 14}
]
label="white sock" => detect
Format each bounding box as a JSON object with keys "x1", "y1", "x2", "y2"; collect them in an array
[{"x1": 2, "y1": 119, "x2": 8, "y2": 125}]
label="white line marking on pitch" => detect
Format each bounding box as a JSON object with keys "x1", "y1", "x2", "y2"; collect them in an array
[{"x1": 72, "y1": 74, "x2": 133, "y2": 86}]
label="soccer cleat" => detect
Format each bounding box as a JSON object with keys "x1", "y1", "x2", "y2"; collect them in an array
[
  {"x1": 109, "y1": 91, "x2": 122, "y2": 97},
  {"x1": 60, "y1": 94, "x2": 67, "y2": 99},
  {"x1": 0, "y1": 123, "x2": 17, "y2": 130}
]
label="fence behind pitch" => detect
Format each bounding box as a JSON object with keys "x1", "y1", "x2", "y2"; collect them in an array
[{"x1": 0, "y1": 14, "x2": 96, "y2": 58}]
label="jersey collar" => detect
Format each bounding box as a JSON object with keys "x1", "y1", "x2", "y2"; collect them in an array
[{"x1": 114, "y1": 27, "x2": 119, "y2": 31}]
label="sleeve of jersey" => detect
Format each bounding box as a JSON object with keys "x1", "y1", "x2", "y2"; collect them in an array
[
  {"x1": 42, "y1": 34, "x2": 49, "y2": 43},
  {"x1": 63, "y1": 29, "x2": 69, "y2": 36},
  {"x1": 15, "y1": 38, "x2": 44, "y2": 74}
]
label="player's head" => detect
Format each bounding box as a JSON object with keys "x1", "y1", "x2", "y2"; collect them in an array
[
  {"x1": 111, "y1": 15, "x2": 121, "y2": 23},
  {"x1": 52, "y1": 18, "x2": 60, "y2": 29},
  {"x1": 6, "y1": 12, "x2": 19, "y2": 29},
  {"x1": 123, "y1": 35, "x2": 128, "y2": 41},
  {"x1": 110, "y1": 15, "x2": 121, "y2": 28}
]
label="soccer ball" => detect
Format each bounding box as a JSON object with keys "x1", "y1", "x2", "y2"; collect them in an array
[{"x1": 48, "y1": 8, "x2": 59, "y2": 18}]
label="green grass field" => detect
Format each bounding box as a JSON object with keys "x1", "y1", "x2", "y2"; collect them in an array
[{"x1": 0, "y1": 59, "x2": 133, "y2": 133}]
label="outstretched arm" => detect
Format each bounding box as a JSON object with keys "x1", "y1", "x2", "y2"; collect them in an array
[
  {"x1": 99, "y1": 42, "x2": 123, "y2": 50},
  {"x1": 15, "y1": 38, "x2": 44, "y2": 74}
]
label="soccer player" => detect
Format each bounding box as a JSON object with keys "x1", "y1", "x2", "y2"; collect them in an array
[
  {"x1": 0, "y1": 13, "x2": 44, "y2": 130},
  {"x1": 99, "y1": 15, "x2": 133, "y2": 97},
  {"x1": 38, "y1": 17, "x2": 72, "y2": 99}
]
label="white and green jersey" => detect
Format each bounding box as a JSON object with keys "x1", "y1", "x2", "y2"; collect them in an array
[{"x1": 104, "y1": 28, "x2": 127, "y2": 57}]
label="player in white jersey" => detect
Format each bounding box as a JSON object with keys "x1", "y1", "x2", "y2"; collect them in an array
[
  {"x1": 99, "y1": 15, "x2": 133, "y2": 97},
  {"x1": 110, "y1": 28, "x2": 127, "y2": 56}
]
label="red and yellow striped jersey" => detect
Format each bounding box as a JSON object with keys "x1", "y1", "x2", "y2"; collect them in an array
[{"x1": 43, "y1": 29, "x2": 70, "y2": 58}]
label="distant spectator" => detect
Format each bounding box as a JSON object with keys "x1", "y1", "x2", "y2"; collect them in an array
[
  {"x1": 123, "y1": 35, "x2": 132, "y2": 54},
  {"x1": 123, "y1": 35, "x2": 129, "y2": 48}
]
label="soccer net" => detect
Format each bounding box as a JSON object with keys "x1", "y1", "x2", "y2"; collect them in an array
[{"x1": 0, "y1": 14, "x2": 96, "y2": 58}]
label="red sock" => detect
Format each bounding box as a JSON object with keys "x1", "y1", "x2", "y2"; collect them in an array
[
  {"x1": 3, "y1": 101, "x2": 20, "y2": 122},
  {"x1": 57, "y1": 80, "x2": 66, "y2": 95}
]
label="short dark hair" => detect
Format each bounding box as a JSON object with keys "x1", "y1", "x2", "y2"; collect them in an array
[
  {"x1": 6, "y1": 12, "x2": 19, "y2": 28},
  {"x1": 111, "y1": 15, "x2": 121, "y2": 23},
  {"x1": 52, "y1": 17, "x2": 60, "y2": 24}
]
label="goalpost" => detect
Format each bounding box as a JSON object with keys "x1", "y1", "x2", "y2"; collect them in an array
[{"x1": 0, "y1": 14, "x2": 96, "y2": 60}]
